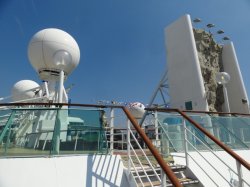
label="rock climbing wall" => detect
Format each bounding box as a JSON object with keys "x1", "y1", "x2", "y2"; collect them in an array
[{"x1": 193, "y1": 29, "x2": 224, "y2": 112}]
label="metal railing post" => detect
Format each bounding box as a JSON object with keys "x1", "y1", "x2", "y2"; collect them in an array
[
  {"x1": 156, "y1": 111, "x2": 167, "y2": 187},
  {"x1": 127, "y1": 119, "x2": 131, "y2": 175},
  {"x1": 161, "y1": 168, "x2": 167, "y2": 187},
  {"x1": 236, "y1": 161, "x2": 243, "y2": 187},
  {"x1": 51, "y1": 109, "x2": 61, "y2": 155},
  {"x1": 0, "y1": 110, "x2": 16, "y2": 144},
  {"x1": 110, "y1": 108, "x2": 114, "y2": 154},
  {"x1": 154, "y1": 111, "x2": 159, "y2": 148},
  {"x1": 183, "y1": 120, "x2": 189, "y2": 167}
]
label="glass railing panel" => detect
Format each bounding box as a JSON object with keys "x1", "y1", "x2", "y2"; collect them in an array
[
  {"x1": 184, "y1": 115, "x2": 221, "y2": 151},
  {"x1": 50, "y1": 108, "x2": 108, "y2": 155},
  {"x1": 0, "y1": 107, "x2": 108, "y2": 157},
  {"x1": 157, "y1": 113, "x2": 185, "y2": 153},
  {"x1": 0, "y1": 108, "x2": 55, "y2": 156},
  {"x1": 0, "y1": 109, "x2": 12, "y2": 134},
  {"x1": 187, "y1": 114, "x2": 250, "y2": 150},
  {"x1": 156, "y1": 113, "x2": 250, "y2": 153}
]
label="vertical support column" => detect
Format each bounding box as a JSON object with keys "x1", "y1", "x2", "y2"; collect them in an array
[
  {"x1": 183, "y1": 120, "x2": 189, "y2": 167},
  {"x1": 127, "y1": 119, "x2": 131, "y2": 175},
  {"x1": 51, "y1": 109, "x2": 61, "y2": 155},
  {"x1": 157, "y1": 111, "x2": 167, "y2": 187},
  {"x1": 43, "y1": 81, "x2": 50, "y2": 98},
  {"x1": 58, "y1": 70, "x2": 64, "y2": 103},
  {"x1": 236, "y1": 161, "x2": 243, "y2": 187},
  {"x1": 110, "y1": 108, "x2": 114, "y2": 154},
  {"x1": 161, "y1": 170, "x2": 167, "y2": 187},
  {"x1": 155, "y1": 111, "x2": 159, "y2": 148},
  {"x1": 223, "y1": 85, "x2": 230, "y2": 113}
]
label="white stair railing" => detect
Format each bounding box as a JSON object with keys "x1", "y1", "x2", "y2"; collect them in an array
[
  {"x1": 126, "y1": 119, "x2": 161, "y2": 187},
  {"x1": 182, "y1": 120, "x2": 249, "y2": 187}
]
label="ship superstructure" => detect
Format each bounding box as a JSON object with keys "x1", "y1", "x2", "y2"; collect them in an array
[{"x1": 0, "y1": 15, "x2": 249, "y2": 187}]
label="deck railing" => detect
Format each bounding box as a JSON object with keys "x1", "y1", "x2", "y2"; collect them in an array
[
  {"x1": 146, "y1": 107, "x2": 250, "y2": 187},
  {"x1": 0, "y1": 103, "x2": 182, "y2": 187}
]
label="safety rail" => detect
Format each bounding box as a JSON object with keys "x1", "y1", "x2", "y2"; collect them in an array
[
  {"x1": 126, "y1": 120, "x2": 161, "y2": 187},
  {"x1": 0, "y1": 103, "x2": 182, "y2": 187},
  {"x1": 182, "y1": 120, "x2": 249, "y2": 186},
  {"x1": 146, "y1": 107, "x2": 250, "y2": 187}
]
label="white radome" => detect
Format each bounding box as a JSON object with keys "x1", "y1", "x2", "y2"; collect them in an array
[
  {"x1": 12, "y1": 80, "x2": 41, "y2": 102},
  {"x1": 28, "y1": 28, "x2": 80, "y2": 81},
  {"x1": 128, "y1": 102, "x2": 145, "y2": 119}
]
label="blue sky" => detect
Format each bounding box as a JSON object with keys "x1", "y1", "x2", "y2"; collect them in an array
[{"x1": 0, "y1": 0, "x2": 250, "y2": 104}]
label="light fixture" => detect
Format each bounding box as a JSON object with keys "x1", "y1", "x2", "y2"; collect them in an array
[
  {"x1": 216, "y1": 72, "x2": 230, "y2": 85},
  {"x1": 206, "y1": 23, "x2": 215, "y2": 28},
  {"x1": 216, "y1": 72, "x2": 231, "y2": 112},
  {"x1": 222, "y1": 36, "x2": 230, "y2": 41},
  {"x1": 193, "y1": 18, "x2": 202, "y2": 23},
  {"x1": 217, "y1": 30, "x2": 225, "y2": 34}
]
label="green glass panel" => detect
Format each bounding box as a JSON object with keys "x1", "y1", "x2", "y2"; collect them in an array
[
  {"x1": 156, "y1": 112, "x2": 250, "y2": 153},
  {"x1": 0, "y1": 108, "x2": 108, "y2": 157}
]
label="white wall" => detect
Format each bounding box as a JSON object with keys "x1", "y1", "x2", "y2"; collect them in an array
[
  {"x1": 222, "y1": 42, "x2": 249, "y2": 113},
  {"x1": 0, "y1": 155, "x2": 129, "y2": 187},
  {"x1": 165, "y1": 14, "x2": 208, "y2": 111}
]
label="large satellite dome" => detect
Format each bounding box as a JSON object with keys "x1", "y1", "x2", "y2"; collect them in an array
[
  {"x1": 28, "y1": 28, "x2": 80, "y2": 81},
  {"x1": 12, "y1": 80, "x2": 40, "y2": 102}
]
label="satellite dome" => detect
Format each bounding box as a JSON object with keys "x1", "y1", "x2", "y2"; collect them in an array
[
  {"x1": 12, "y1": 80, "x2": 41, "y2": 102},
  {"x1": 128, "y1": 102, "x2": 145, "y2": 119},
  {"x1": 28, "y1": 28, "x2": 80, "y2": 81}
]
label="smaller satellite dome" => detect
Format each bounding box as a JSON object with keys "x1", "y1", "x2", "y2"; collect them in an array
[
  {"x1": 12, "y1": 80, "x2": 41, "y2": 102},
  {"x1": 28, "y1": 28, "x2": 80, "y2": 81},
  {"x1": 128, "y1": 102, "x2": 145, "y2": 119}
]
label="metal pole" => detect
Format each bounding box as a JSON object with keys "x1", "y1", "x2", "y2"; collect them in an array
[
  {"x1": 183, "y1": 120, "x2": 189, "y2": 167},
  {"x1": 44, "y1": 81, "x2": 50, "y2": 98},
  {"x1": 223, "y1": 85, "x2": 230, "y2": 113},
  {"x1": 155, "y1": 111, "x2": 159, "y2": 148},
  {"x1": 236, "y1": 161, "x2": 243, "y2": 187},
  {"x1": 161, "y1": 169, "x2": 167, "y2": 187},
  {"x1": 58, "y1": 70, "x2": 64, "y2": 103},
  {"x1": 110, "y1": 108, "x2": 114, "y2": 154},
  {"x1": 51, "y1": 109, "x2": 61, "y2": 155},
  {"x1": 156, "y1": 111, "x2": 166, "y2": 187},
  {"x1": 127, "y1": 119, "x2": 131, "y2": 175}
]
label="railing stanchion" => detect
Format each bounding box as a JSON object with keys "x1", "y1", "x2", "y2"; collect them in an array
[
  {"x1": 161, "y1": 169, "x2": 167, "y2": 187},
  {"x1": 183, "y1": 120, "x2": 189, "y2": 167},
  {"x1": 154, "y1": 111, "x2": 159, "y2": 148},
  {"x1": 156, "y1": 111, "x2": 167, "y2": 187},
  {"x1": 127, "y1": 119, "x2": 131, "y2": 175},
  {"x1": 110, "y1": 108, "x2": 114, "y2": 154},
  {"x1": 236, "y1": 161, "x2": 243, "y2": 187}
]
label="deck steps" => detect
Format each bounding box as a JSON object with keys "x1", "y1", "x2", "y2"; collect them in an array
[
  {"x1": 131, "y1": 166, "x2": 200, "y2": 187},
  {"x1": 119, "y1": 148, "x2": 201, "y2": 186}
]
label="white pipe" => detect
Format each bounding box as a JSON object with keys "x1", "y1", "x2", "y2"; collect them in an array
[
  {"x1": 223, "y1": 85, "x2": 230, "y2": 113},
  {"x1": 58, "y1": 70, "x2": 64, "y2": 103},
  {"x1": 110, "y1": 108, "x2": 114, "y2": 154},
  {"x1": 63, "y1": 87, "x2": 68, "y2": 102},
  {"x1": 44, "y1": 81, "x2": 50, "y2": 98}
]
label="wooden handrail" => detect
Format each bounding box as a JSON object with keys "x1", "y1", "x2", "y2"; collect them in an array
[
  {"x1": 146, "y1": 107, "x2": 250, "y2": 170},
  {"x1": 122, "y1": 107, "x2": 182, "y2": 187},
  {"x1": 145, "y1": 107, "x2": 250, "y2": 116}
]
